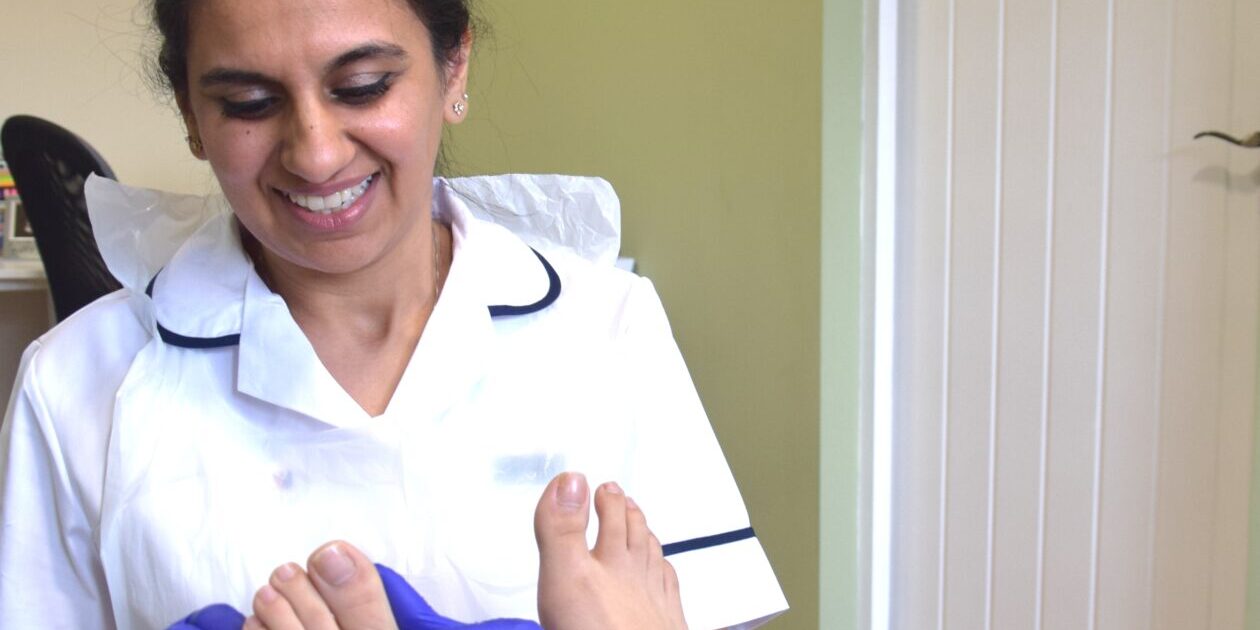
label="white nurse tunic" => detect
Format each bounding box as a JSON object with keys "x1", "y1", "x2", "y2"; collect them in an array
[{"x1": 0, "y1": 176, "x2": 787, "y2": 629}]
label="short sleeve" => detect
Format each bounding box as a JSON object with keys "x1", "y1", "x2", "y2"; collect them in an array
[
  {"x1": 618, "y1": 278, "x2": 787, "y2": 630},
  {"x1": 0, "y1": 341, "x2": 114, "y2": 628}
]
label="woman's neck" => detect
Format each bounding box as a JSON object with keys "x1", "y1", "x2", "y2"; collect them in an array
[
  {"x1": 242, "y1": 218, "x2": 453, "y2": 416},
  {"x1": 247, "y1": 219, "x2": 450, "y2": 339}
]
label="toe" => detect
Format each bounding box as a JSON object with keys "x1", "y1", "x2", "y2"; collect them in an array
[
  {"x1": 305, "y1": 541, "x2": 397, "y2": 630},
  {"x1": 534, "y1": 471, "x2": 592, "y2": 558},
  {"x1": 535, "y1": 472, "x2": 595, "y2": 630},
  {"x1": 662, "y1": 560, "x2": 688, "y2": 629},
  {"x1": 592, "y1": 482, "x2": 629, "y2": 560},
  {"x1": 645, "y1": 533, "x2": 666, "y2": 591},
  {"x1": 251, "y1": 583, "x2": 306, "y2": 630},
  {"x1": 267, "y1": 563, "x2": 336, "y2": 628},
  {"x1": 625, "y1": 495, "x2": 651, "y2": 565},
  {"x1": 662, "y1": 555, "x2": 680, "y2": 597}
]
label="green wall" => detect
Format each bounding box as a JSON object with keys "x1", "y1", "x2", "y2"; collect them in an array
[
  {"x1": 449, "y1": 2, "x2": 865, "y2": 628},
  {"x1": 820, "y1": 0, "x2": 866, "y2": 628}
]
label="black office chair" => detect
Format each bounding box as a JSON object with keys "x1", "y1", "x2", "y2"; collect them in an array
[{"x1": 2, "y1": 115, "x2": 122, "y2": 322}]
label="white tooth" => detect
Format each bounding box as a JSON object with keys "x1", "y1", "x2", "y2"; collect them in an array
[{"x1": 285, "y1": 175, "x2": 372, "y2": 213}]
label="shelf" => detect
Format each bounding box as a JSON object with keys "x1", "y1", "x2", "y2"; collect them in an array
[{"x1": 0, "y1": 258, "x2": 46, "y2": 292}]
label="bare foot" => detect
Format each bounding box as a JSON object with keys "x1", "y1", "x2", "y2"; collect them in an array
[
  {"x1": 534, "y1": 472, "x2": 688, "y2": 630},
  {"x1": 244, "y1": 541, "x2": 397, "y2": 630}
]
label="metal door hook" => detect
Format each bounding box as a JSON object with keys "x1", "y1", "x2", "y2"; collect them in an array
[{"x1": 1194, "y1": 130, "x2": 1260, "y2": 148}]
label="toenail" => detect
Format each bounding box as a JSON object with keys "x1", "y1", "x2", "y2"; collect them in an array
[
  {"x1": 626, "y1": 495, "x2": 639, "y2": 510},
  {"x1": 557, "y1": 472, "x2": 588, "y2": 510},
  {"x1": 273, "y1": 563, "x2": 297, "y2": 582},
  {"x1": 258, "y1": 584, "x2": 280, "y2": 604},
  {"x1": 603, "y1": 481, "x2": 623, "y2": 495},
  {"x1": 313, "y1": 544, "x2": 357, "y2": 586}
]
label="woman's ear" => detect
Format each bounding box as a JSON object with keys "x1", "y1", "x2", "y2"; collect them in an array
[
  {"x1": 176, "y1": 93, "x2": 207, "y2": 160},
  {"x1": 443, "y1": 29, "x2": 474, "y2": 125}
]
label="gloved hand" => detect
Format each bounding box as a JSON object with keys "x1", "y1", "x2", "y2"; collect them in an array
[
  {"x1": 377, "y1": 564, "x2": 541, "y2": 629},
  {"x1": 167, "y1": 563, "x2": 542, "y2": 630},
  {"x1": 167, "y1": 603, "x2": 245, "y2": 630}
]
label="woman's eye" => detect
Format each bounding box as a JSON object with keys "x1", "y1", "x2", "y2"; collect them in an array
[
  {"x1": 221, "y1": 96, "x2": 279, "y2": 120},
  {"x1": 333, "y1": 73, "x2": 394, "y2": 105}
]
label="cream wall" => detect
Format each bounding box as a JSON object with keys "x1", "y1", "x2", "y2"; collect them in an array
[
  {"x1": 2, "y1": 1, "x2": 865, "y2": 628},
  {"x1": 1, "y1": 1, "x2": 215, "y2": 193}
]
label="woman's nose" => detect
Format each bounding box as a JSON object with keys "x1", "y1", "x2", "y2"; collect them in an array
[{"x1": 280, "y1": 99, "x2": 354, "y2": 184}]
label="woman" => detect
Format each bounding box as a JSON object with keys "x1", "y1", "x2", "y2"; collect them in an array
[{"x1": 0, "y1": 0, "x2": 786, "y2": 627}]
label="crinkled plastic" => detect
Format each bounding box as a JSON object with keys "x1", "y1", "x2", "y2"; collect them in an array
[
  {"x1": 441, "y1": 174, "x2": 622, "y2": 267},
  {"x1": 84, "y1": 173, "x2": 622, "y2": 293},
  {"x1": 85, "y1": 175, "x2": 230, "y2": 293}
]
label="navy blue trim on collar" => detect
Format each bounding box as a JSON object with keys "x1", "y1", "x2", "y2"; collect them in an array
[
  {"x1": 662, "y1": 527, "x2": 756, "y2": 557},
  {"x1": 146, "y1": 273, "x2": 242, "y2": 349},
  {"x1": 146, "y1": 246, "x2": 559, "y2": 350},
  {"x1": 488, "y1": 248, "x2": 562, "y2": 318},
  {"x1": 156, "y1": 327, "x2": 241, "y2": 349}
]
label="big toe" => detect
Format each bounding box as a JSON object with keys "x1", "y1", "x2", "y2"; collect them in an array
[
  {"x1": 306, "y1": 540, "x2": 397, "y2": 629},
  {"x1": 534, "y1": 471, "x2": 592, "y2": 558}
]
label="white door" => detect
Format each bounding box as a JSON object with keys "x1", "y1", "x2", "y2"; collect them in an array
[{"x1": 888, "y1": 0, "x2": 1260, "y2": 628}]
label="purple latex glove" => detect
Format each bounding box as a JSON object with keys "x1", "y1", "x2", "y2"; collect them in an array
[
  {"x1": 167, "y1": 563, "x2": 541, "y2": 630},
  {"x1": 376, "y1": 564, "x2": 541, "y2": 630},
  {"x1": 167, "y1": 603, "x2": 246, "y2": 630}
]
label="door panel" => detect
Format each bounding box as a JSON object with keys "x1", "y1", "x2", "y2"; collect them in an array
[{"x1": 890, "y1": 0, "x2": 1259, "y2": 628}]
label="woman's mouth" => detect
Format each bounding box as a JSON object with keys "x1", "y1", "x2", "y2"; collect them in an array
[{"x1": 283, "y1": 174, "x2": 375, "y2": 214}]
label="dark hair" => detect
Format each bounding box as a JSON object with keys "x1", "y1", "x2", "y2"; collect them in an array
[{"x1": 152, "y1": 0, "x2": 473, "y2": 97}]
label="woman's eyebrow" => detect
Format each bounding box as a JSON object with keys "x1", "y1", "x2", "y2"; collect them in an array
[
  {"x1": 199, "y1": 68, "x2": 274, "y2": 88},
  {"x1": 327, "y1": 42, "x2": 408, "y2": 72},
  {"x1": 196, "y1": 43, "x2": 407, "y2": 89}
]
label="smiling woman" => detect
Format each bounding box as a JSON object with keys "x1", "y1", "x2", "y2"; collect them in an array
[
  {"x1": 174, "y1": 0, "x2": 468, "y2": 416},
  {"x1": 0, "y1": 0, "x2": 787, "y2": 628},
  {"x1": 181, "y1": 0, "x2": 456, "y2": 275}
]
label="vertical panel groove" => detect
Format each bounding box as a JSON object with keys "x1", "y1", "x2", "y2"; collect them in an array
[
  {"x1": 1035, "y1": 0, "x2": 1060, "y2": 628},
  {"x1": 1146, "y1": 0, "x2": 1176, "y2": 624},
  {"x1": 937, "y1": 0, "x2": 958, "y2": 628},
  {"x1": 1088, "y1": 1, "x2": 1118, "y2": 628},
  {"x1": 1206, "y1": 1, "x2": 1238, "y2": 624},
  {"x1": 984, "y1": 0, "x2": 1007, "y2": 628}
]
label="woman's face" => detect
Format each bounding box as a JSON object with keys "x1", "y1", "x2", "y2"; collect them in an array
[{"x1": 180, "y1": 0, "x2": 468, "y2": 276}]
